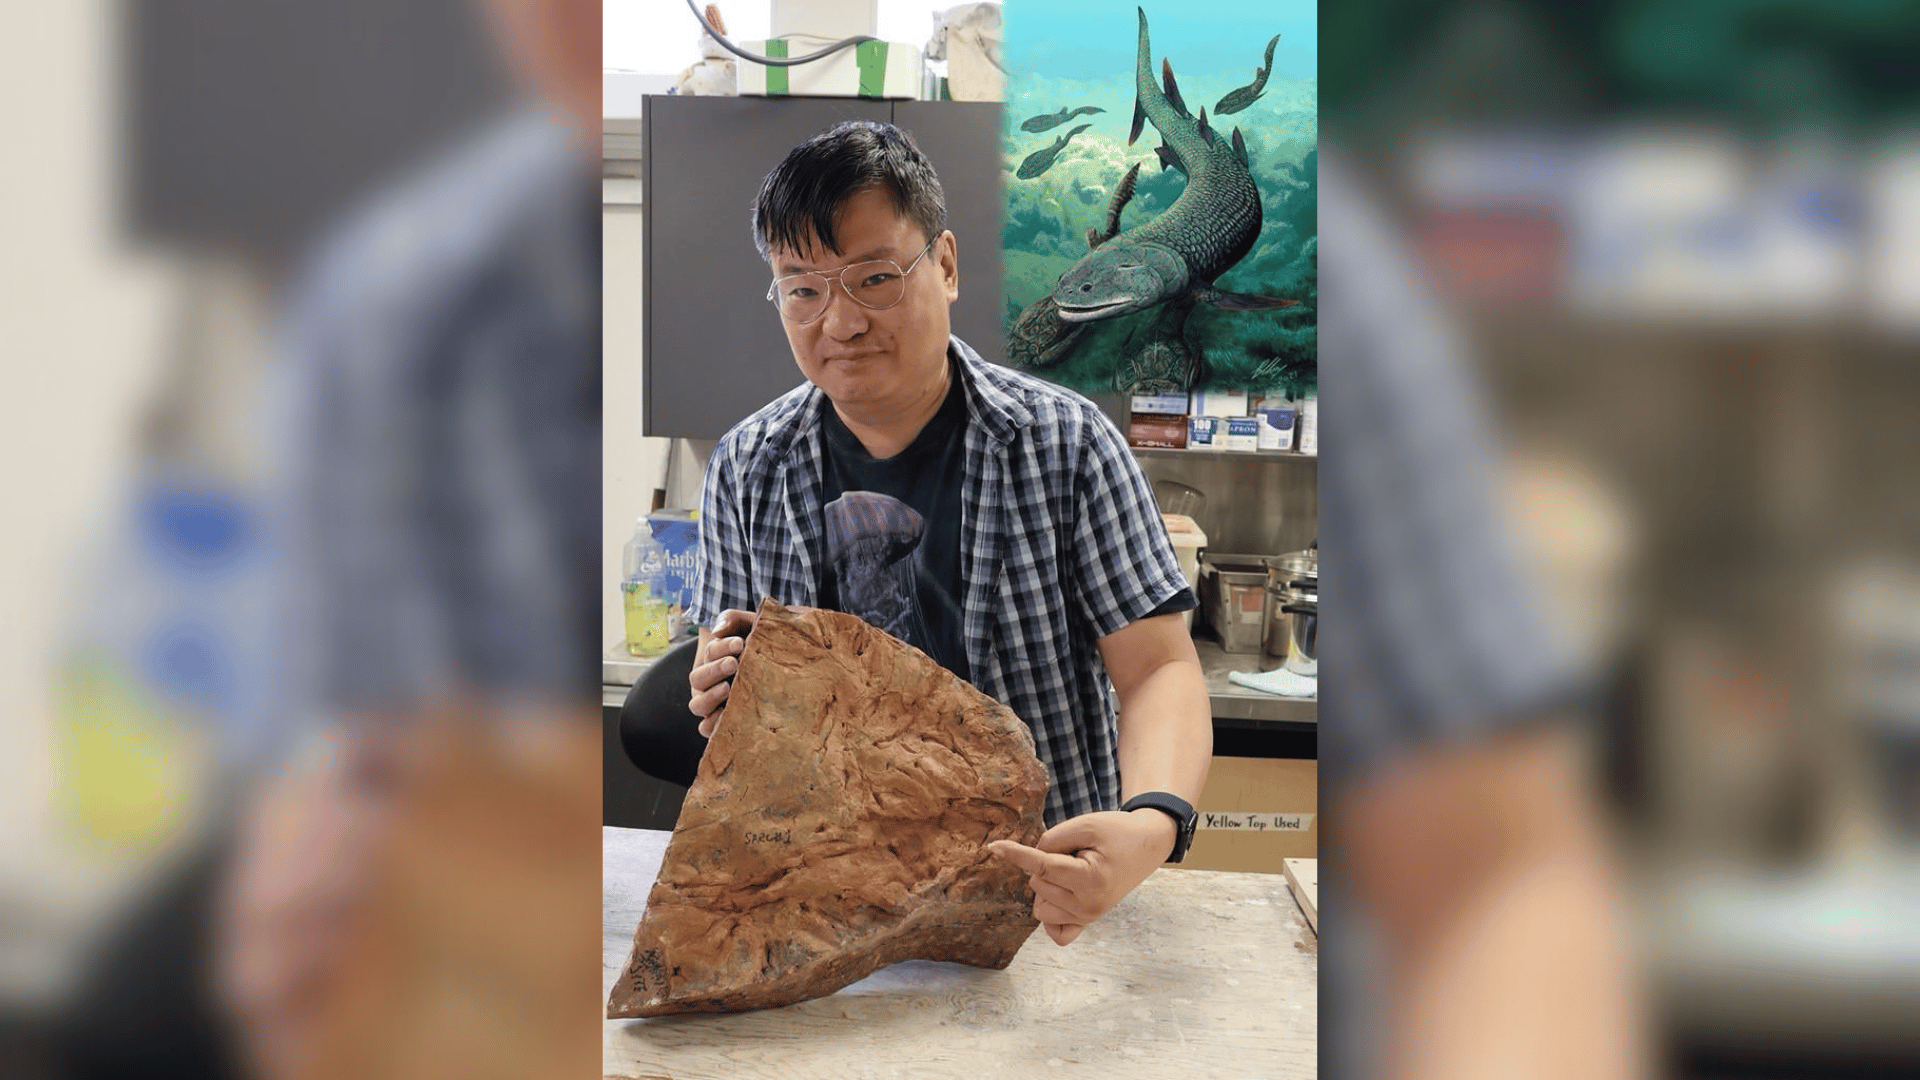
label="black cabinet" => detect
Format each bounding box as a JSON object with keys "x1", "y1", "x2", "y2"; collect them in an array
[
  {"x1": 640, "y1": 96, "x2": 1006, "y2": 438},
  {"x1": 892, "y1": 101, "x2": 1008, "y2": 374}
]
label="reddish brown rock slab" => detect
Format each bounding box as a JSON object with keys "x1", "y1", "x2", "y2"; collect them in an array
[{"x1": 607, "y1": 599, "x2": 1049, "y2": 1018}]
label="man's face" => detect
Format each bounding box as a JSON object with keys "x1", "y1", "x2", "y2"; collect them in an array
[{"x1": 768, "y1": 187, "x2": 959, "y2": 411}]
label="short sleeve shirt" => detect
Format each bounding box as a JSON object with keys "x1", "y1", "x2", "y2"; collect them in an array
[{"x1": 688, "y1": 336, "x2": 1191, "y2": 825}]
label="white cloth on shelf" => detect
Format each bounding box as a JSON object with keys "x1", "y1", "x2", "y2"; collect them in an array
[{"x1": 1228, "y1": 666, "x2": 1318, "y2": 698}]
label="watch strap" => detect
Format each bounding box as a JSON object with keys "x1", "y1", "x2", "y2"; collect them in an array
[{"x1": 1120, "y1": 790, "x2": 1198, "y2": 864}]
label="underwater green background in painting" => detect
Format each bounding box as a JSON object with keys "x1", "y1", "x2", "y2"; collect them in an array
[{"x1": 1000, "y1": 0, "x2": 1317, "y2": 394}]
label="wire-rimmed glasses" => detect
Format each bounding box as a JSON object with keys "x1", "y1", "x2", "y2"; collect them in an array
[{"x1": 765, "y1": 235, "x2": 939, "y2": 325}]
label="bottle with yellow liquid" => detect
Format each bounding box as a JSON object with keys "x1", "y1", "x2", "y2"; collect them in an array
[{"x1": 622, "y1": 512, "x2": 699, "y2": 657}]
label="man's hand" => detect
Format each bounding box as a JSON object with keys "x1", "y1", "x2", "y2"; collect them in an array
[
  {"x1": 688, "y1": 608, "x2": 758, "y2": 738},
  {"x1": 988, "y1": 808, "x2": 1178, "y2": 945},
  {"x1": 219, "y1": 722, "x2": 412, "y2": 1078}
]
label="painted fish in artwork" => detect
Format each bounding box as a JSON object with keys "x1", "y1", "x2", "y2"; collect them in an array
[
  {"x1": 1015, "y1": 124, "x2": 1092, "y2": 180},
  {"x1": 1020, "y1": 104, "x2": 1106, "y2": 133},
  {"x1": 1214, "y1": 34, "x2": 1279, "y2": 115},
  {"x1": 1050, "y1": 10, "x2": 1297, "y2": 322}
]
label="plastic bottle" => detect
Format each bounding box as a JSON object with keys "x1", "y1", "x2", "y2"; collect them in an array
[
  {"x1": 1256, "y1": 399, "x2": 1296, "y2": 451},
  {"x1": 622, "y1": 518, "x2": 674, "y2": 657}
]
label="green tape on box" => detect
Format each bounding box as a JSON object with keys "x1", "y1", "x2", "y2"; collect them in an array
[
  {"x1": 765, "y1": 38, "x2": 788, "y2": 95},
  {"x1": 855, "y1": 40, "x2": 888, "y2": 98}
]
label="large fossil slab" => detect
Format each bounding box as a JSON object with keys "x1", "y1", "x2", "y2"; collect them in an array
[{"x1": 607, "y1": 599, "x2": 1048, "y2": 1018}]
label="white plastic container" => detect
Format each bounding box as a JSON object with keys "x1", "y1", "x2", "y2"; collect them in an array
[
  {"x1": 1257, "y1": 404, "x2": 1296, "y2": 450},
  {"x1": 1297, "y1": 392, "x2": 1318, "y2": 456}
]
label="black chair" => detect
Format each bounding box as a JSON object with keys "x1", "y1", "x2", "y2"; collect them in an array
[{"x1": 617, "y1": 636, "x2": 709, "y2": 789}]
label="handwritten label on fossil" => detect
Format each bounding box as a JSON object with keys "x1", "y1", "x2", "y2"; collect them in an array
[
  {"x1": 629, "y1": 948, "x2": 668, "y2": 997},
  {"x1": 743, "y1": 830, "x2": 792, "y2": 846},
  {"x1": 1199, "y1": 812, "x2": 1314, "y2": 832}
]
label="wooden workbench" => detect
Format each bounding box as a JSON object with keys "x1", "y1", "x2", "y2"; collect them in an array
[{"x1": 605, "y1": 827, "x2": 1316, "y2": 1079}]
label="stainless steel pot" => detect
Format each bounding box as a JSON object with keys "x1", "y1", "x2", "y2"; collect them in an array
[
  {"x1": 1263, "y1": 576, "x2": 1317, "y2": 674},
  {"x1": 1265, "y1": 548, "x2": 1317, "y2": 593},
  {"x1": 1279, "y1": 595, "x2": 1317, "y2": 676},
  {"x1": 1259, "y1": 545, "x2": 1317, "y2": 673}
]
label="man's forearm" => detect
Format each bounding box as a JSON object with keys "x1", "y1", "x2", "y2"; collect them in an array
[
  {"x1": 1113, "y1": 655, "x2": 1212, "y2": 805},
  {"x1": 1344, "y1": 729, "x2": 1648, "y2": 1080},
  {"x1": 992, "y1": 616, "x2": 1213, "y2": 941}
]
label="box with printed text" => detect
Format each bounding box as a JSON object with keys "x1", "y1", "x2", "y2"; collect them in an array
[{"x1": 1177, "y1": 755, "x2": 1318, "y2": 872}]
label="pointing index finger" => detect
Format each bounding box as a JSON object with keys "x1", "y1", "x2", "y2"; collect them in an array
[{"x1": 988, "y1": 839, "x2": 1083, "y2": 881}]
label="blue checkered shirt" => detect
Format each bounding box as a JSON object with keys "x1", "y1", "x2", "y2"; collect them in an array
[
  {"x1": 271, "y1": 108, "x2": 599, "y2": 727},
  {"x1": 688, "y1": 336, "x2": 1189, "y2": 825}
]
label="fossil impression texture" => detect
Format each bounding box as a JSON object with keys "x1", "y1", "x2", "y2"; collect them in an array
[{"x1": 607, "y1": 599, "x2": 1048, "y2": 1017}]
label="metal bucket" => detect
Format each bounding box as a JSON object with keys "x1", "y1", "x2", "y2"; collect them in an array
[{"x1": 1202, "y1": 553, "x2": 1273, "y2": 653}]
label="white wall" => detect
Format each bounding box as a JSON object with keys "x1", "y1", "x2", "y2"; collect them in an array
[
  {"x1": 607, "y1": 0, "x2": 770, "y2": 76},
  {"x1": 0, "y1": 0, "x2": 176, "y2": 868},
  {"x1": 604, "y1": 0, "x2": 952, "y2": 77},
  {"x1": 603, "y1": 191, "x2": 672, "y2": 651}
]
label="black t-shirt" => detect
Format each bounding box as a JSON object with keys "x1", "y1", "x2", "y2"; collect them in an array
[
  {"x1": 818, "y1": 364, "x2": 1196, "y2": 687},
  {"x1": 819, "y1": 365, "x2": 973, "y2": 681}
]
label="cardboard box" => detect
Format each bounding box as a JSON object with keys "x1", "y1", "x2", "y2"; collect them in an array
[
  {"x1": 1189, "y1": 389, "x2": 1248, "y2": 418},
  {"x1": 645, "y1": 511, "x2": 700, "y2": 602},
  {"x1": 1127, "y1": 412, "x2": 1187, "y2": 449},
  {"x1": 1129, "y1": 392, "x2": 1190, "y2": 415},
  {"x1": 623, "y1": 511, "x2": 701, "y2": 654},
  {"x1": 1223, "y1": 416, "x2": 1261, "y2": 451},
  {"x1": 1177, "y1": 755, "x2": 1317, "y2": 873},
  {"x1": 736, "y1": 39, "x2": 923, "y2": 98},
  {"x1": 1187, "y1": 415, "x2": 1222, "y2": 449}
]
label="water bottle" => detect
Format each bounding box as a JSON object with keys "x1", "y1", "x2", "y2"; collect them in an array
[
  {"x1": 623, "y1": 518, "x2": 673, "y2": 657},
  {"x1": 623, "y1": 512, "x2": 700, "y2": 658}
]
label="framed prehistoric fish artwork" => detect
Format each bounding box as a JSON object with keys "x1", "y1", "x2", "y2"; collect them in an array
[{"x1": 1001, "y1": 0, "x2": 1316, "y2": 395}]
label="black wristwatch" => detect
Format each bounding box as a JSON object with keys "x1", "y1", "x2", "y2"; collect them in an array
[{"x1": 1121, "y1": 791, "x2": 1199, "y2": 864}]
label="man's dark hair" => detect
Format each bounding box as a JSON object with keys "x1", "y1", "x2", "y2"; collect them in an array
[{"x1": 751, "y1": 120, "x2": 947, "y2": 261}]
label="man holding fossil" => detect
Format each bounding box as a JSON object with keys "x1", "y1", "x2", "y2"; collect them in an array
[{"x1": 683, "y1": 120, "x2": 1213, "y2": 946}]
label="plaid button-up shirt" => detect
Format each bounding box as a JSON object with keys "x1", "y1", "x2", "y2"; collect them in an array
[{"x1": 688, "y1": 336, "x2": 1189, "y2": 825}]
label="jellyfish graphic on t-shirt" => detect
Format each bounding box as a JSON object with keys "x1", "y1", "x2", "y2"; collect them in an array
[{"x1": 823, "y1": 491, "x2": 936, "y2": 653}]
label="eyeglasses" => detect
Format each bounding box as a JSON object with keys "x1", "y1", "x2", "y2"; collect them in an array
[{"x1": 765, "y1": 236, "x2": 939, "y2": 325}]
